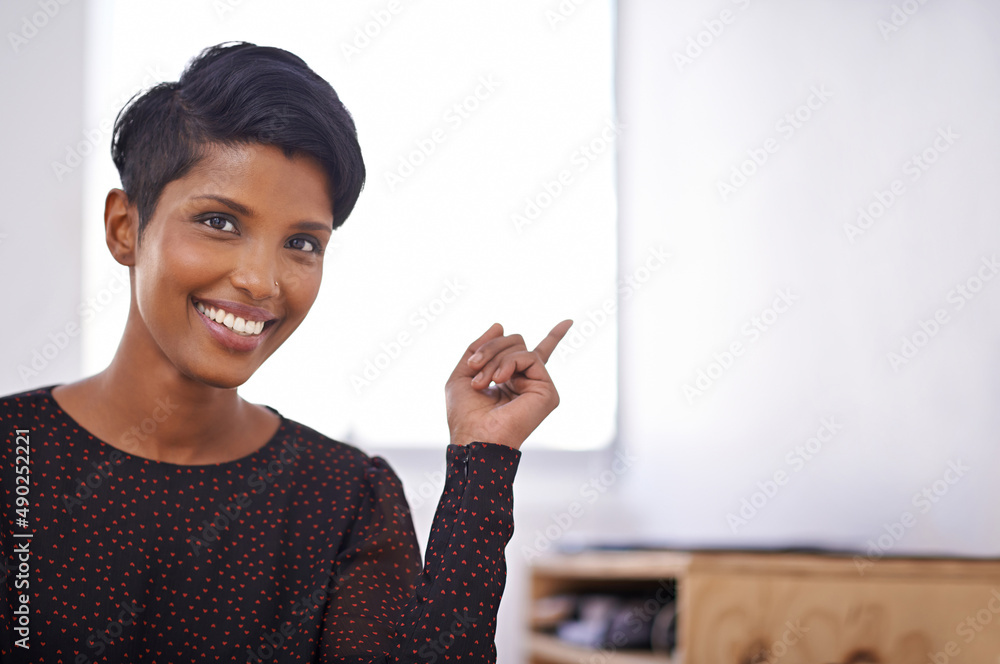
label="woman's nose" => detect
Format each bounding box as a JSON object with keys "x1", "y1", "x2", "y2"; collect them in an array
[{"x1": 230, "y1": 243, "x2": 280, "y2": 300}]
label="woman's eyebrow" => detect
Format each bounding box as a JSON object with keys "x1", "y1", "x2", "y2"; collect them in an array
[
  {"x1": 191, "y1": 194, "x2": 333, "y2": 232},
  {"x1": 192, "y1": 194, "x2": 254, "y2": 217},
  {"x1": 292, "y1": 220, "x2": 334, "y2": 233}
]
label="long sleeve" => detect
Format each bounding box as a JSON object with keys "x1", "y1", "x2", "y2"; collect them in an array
[{"x1": 319, "y1": 441, "x2": 521, "y2": 663}]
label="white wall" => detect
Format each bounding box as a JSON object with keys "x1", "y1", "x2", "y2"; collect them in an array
[
  {"x1": 604, "y1": 0, "x2": 1000, "y2": 555},
  {"x1": 0, "y1": 0, "x2": 85, "y2": 390}
]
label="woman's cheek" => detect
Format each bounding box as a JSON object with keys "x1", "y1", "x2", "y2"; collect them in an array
[
  {"x1": 169, "y1": 235, "x2": 229, "y2": 277},
  {"x1": 280, "y1": 257, "x2": 322, "y2": 295}
]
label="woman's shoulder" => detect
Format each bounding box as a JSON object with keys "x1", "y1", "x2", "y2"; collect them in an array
[
  {"x1": 0, "y1": 383, "x2": 59, "y2": 419},
  {"x1": 0, "y1": 385, "x2": 62, "y2": 463},
  {"x1": 265, "y1": 413, "x2": 410, "y2": 506},
  {"x1": 268, "y1": 411, "x2": 389, "y2": 476}
]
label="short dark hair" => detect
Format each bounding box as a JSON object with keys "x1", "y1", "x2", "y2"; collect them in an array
[{"x1": 111, "y1": 41, "x2": 365, "y2": 241}]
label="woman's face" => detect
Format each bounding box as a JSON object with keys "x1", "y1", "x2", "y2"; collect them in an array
[{"x1": 131, "y1": 141, "x2": 334, "y2": 388}]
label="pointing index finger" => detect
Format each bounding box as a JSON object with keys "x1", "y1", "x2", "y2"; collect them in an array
[{"x1": 533, "y1": 319, "x2": 574, "y2": 363}]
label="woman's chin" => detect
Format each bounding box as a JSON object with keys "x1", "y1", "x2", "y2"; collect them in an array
[
  {"x1": 177, "y1": 337, "x2": 280, "y2": 390},
  {"x1": 181, "y1": 363, "x2": 258, "y2": 391}
]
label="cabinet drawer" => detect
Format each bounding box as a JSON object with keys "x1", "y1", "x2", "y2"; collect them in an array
[{"x1": 682, "y1": 573, "x2": 1000, "y2": 664}]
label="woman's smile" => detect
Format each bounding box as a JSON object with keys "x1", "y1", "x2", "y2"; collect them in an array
[{"x1": 191, "y1": 295, "x2": 279, "y2": 352}]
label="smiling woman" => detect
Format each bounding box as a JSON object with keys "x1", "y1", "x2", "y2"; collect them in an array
[{"x1": 0, "y1": 42, "x2": 571, "y2": 661}]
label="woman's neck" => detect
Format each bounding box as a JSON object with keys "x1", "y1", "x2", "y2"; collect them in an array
[{"x1": 52, "y1": 330, "x2": 279, "y2": 465}]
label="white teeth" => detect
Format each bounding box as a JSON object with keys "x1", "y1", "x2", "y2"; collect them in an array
[{"x1": 194, "y1": 299, "x2": 268, "y2": 336}]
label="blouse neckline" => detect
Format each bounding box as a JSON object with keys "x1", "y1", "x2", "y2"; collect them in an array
[{"x1": 40, "y1": 384, "x2": 288, "y2": 470}]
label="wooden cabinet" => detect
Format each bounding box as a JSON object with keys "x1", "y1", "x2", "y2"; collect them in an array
[{"x1": 526, "y1": 550, "x2": 1000, "y2": 664}]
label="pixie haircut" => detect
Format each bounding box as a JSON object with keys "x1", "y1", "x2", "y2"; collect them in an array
[{"x1": 111, "y1": 41, "x2": 365, "y2": 241}]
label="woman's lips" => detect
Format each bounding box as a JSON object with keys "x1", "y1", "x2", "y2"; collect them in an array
[
  {"x1": 192, "y1": 296, "x2": 278, "y2": 324},
  {"x1": 192, "y1": 297, "x2": 275, "y2": 352}
]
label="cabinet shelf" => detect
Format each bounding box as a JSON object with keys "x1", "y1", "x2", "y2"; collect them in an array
[
  {"x1": 529, "y1": 550, "x2": 692, "y2": 580},
  {"x1": 527, "y1": 633, "x2": 676, "y2": 664}
]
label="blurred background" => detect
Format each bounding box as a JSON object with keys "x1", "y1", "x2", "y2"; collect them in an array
[{"x1": 2, "y1": 0, "x2": 1000, "y2": 661}]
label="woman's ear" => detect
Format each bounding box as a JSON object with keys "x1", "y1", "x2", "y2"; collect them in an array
[{"x1": 105, "y1": 188, "x2": 138, "y2": 266}]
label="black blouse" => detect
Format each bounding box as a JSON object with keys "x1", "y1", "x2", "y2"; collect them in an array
[{"x1": 0, "y1": 385, "x2": 520, "y2": 662}]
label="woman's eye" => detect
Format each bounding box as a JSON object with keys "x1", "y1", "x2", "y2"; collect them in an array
[
  {"x1": 202, "y1": 216, "x2": 237, "y2": 233},
  {"x1": 288, "y1": 237, "x2": 321, "y2": 254}
]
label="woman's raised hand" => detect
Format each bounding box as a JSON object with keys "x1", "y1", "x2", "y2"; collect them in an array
[{"x1": 445, "y1": 320, "x2": 573, "y2": 450}]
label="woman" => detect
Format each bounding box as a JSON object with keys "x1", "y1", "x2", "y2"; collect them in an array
[{"x1": 1, "y1": 42, "x2": 570, "y2": 662}]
